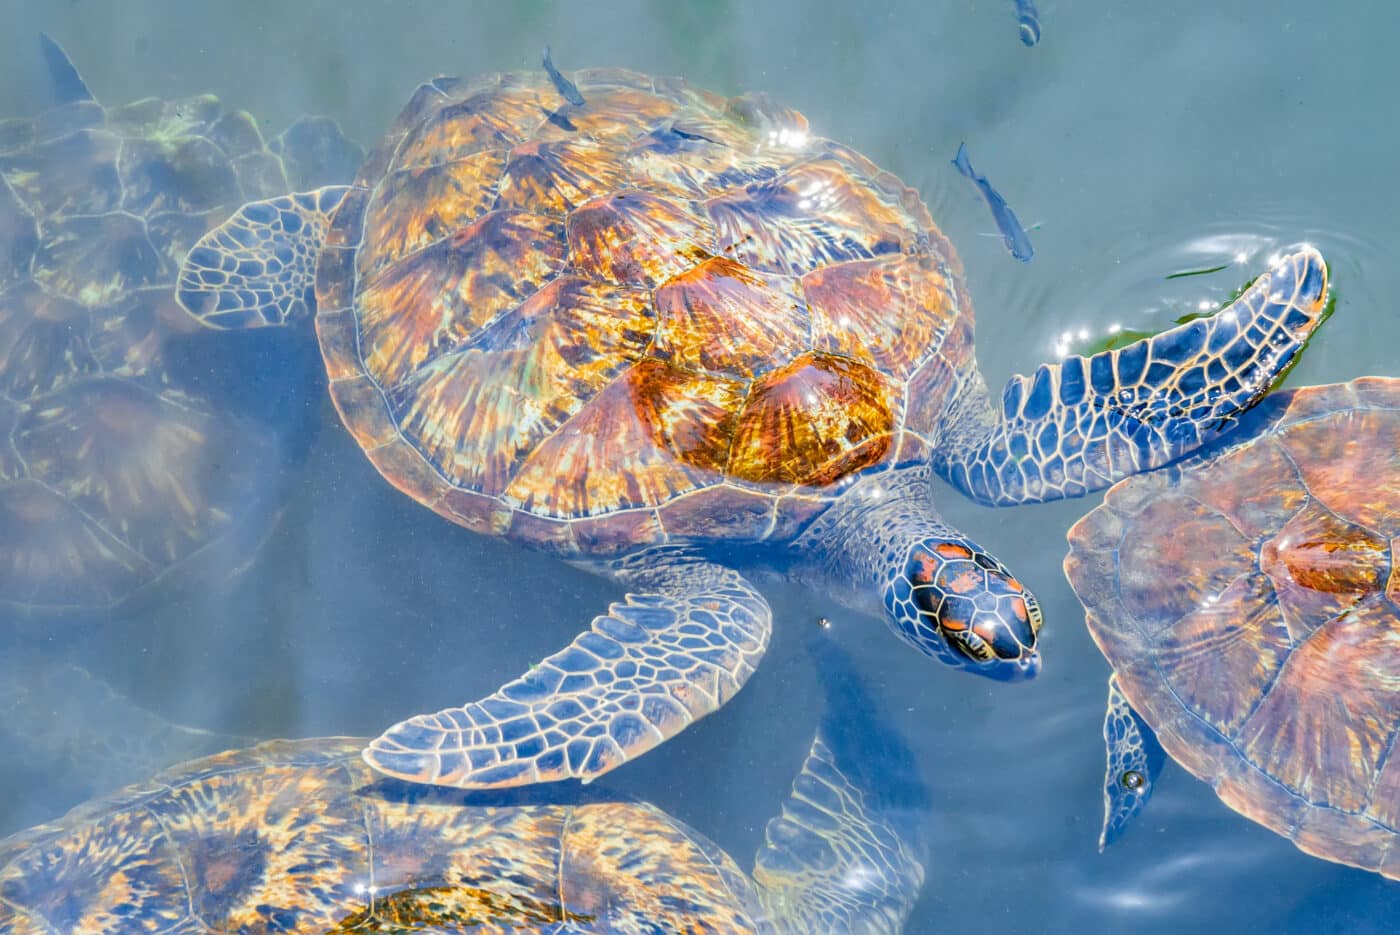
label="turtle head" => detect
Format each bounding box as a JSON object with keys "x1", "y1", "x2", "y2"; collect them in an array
[{"x1": 885, "y1": 539, "x2": 1042, "y2": 680}]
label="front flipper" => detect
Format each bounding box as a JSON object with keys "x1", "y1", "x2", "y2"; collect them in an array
[
  {"x1": 1100, "y1": 674, "x2": 1166, "y2": 851},
  {"x1": 176, "y1": 186, "x2": 349, "y2": 330},
  {"x1": 38, "y1": 33, "x2": 94, "y2": 105},
  {"x1": 753, "y1": 635, "x2": 927, "y2": 934},
  {"x1": 936, "y1": 246, "x2": 1330, "y2": 505},
  {"x1": 363, "y1": 552, "x2": 771, "y2": 789}
]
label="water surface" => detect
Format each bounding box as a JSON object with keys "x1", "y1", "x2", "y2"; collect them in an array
[{"x1": 2, "y1": 2, "x2": 1398, "y2": 932}]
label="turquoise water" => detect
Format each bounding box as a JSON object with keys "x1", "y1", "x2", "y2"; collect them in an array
[{"x1": 2, "y1": 1, "x2": 1398, "y2": 932}]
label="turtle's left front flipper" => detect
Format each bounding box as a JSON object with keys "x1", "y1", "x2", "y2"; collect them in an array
[
  {"x1": 1100, "y1": 674, "x2": 1166, "y2": 851},
  {"x1": 753, "y1": 637, "x2": 927, "y2": 934},
  {"x1": 935, "y1": 247, "x2": 1330, "y2": 506},
  {"x1": 176, "y1": 186, "x2": 349, "y2": 330},
  {"x1": 363, "y1": 551, "x2": 771, "y2": 790}
]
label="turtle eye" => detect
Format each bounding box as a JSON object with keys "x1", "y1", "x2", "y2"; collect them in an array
[
  {"x1": 972, "y1": 618, "x2": 1027, "y2": 660},
  {"x1": 946, "y1": 628, "x2": 993, "y2": 662},
  {"x1": 1022, "y1": 590, "x2": 1043, "y2": 635}
]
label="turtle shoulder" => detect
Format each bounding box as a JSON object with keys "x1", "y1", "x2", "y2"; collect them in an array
[{"x1": 321, "y1": 69, "x2": 972, "y2": 554}]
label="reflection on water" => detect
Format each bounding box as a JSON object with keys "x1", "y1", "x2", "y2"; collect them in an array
[{"x1": 1, "y1": 1, "x2": 1399, "y2": 933}]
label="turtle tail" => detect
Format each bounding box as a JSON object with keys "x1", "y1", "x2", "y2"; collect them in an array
[{"x1": 176, "y1": 187, "x2": 349, "y2": 330}]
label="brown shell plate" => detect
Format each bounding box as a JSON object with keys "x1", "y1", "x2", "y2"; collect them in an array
[
  {"x1": 0, "y1": 738, "x2": 762, "y2": 933},
  {"x1": 315, "y1": 68, "x2": 976, "y2": 552},
  {"x1": 1065, "y1": 377, "x2": 1400, "y2": 878}
]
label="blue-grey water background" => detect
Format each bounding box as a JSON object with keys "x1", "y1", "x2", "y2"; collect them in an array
[{"x1": 1, "y1": 1, "x2": 1398, "y2": 932}]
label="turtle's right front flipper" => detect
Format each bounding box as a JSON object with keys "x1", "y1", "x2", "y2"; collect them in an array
[
  {"x1": 176, "y1": 186, "x2": 350, "y2": 329},
  {"x1": 936, "y1": 247, "x2": 1330, "y2": 506},
  {"x1": 1100, "y1": 674, "x2": 1166, "y2": 850},
  {"x1": 363, "y1": 550, "x2": 771, "y2": 790}
]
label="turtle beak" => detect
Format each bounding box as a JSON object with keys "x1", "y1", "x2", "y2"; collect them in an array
[{"x1": 944, "y1": 628, "x2": 1041, "y2": 681}]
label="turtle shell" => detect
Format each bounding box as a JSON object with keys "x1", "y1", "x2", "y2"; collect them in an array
[
  {"x1": 315, "y1": 69, "x2": 976, "y2": 555},
  {"x1": 0, "y1": 737, "x2": 763, "y2": 932},
  {"x1": 0, "y1": 91, "x2": 358, "y2": 612},
  {"x1": 1065, "y1": 377, "x2": 1400, "y2": 878}
]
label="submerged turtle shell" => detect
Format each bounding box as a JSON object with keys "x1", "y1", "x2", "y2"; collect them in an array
[
  {"x1": 316, "y1": 69, "x2": 975, "y2": 555},
  {"x1": 0, "y1": 737, "x2": 763, "y2": 932},
  {"x1": 0, "y1": 90, "x2": 358, "y2": 612},
  {"x1": 1065, "y1": 377, "x2": 1400, "y2": 877}
]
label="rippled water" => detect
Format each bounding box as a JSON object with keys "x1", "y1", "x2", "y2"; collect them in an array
[{"x1": 2, "y1": 1, "x2": 1398, "y2": 932}]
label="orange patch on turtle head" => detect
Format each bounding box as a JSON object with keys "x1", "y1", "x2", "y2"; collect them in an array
[
  {"x1": 934, "y1": 543, "x2": 973, "y2": 560},
  {"x1": 946, "y1": 569, "x2": 982, "y2": 595},
  {"x1": 911, "y1": 551, "x2": 938, "y2": 581}
]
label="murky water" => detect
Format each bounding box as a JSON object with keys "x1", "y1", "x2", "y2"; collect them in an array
[{"x1": 2, "y1": 1, "x2": 1398, "y2": 932}]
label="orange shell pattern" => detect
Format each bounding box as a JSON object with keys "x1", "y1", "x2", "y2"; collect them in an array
[
  {"x1": 1066, "y1": 378, "x2": 1400, "y2": 878},
  {"x1": 316, "y1": 69, "x2": 974, "y2": 552},
  {"x1": 0, "y1": 738, "x2": 763, "y2": 932}
]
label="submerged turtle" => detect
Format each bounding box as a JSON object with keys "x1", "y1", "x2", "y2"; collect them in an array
[
  {"x1": 0, "y1": 654, "x2": 252, "y2": 834},
  {"x1": 1065, "y1": 377, "x2": 1400, "y2": 878},
  {"x1": 0, "y1": 646, "x2": 926, "y2": 934},
  {"x1": 177, "y1": 57, "x2": 1332, "y2": 789},
  {"x1": 0, "y1": 36, "x2": 360, "y2": 613}
]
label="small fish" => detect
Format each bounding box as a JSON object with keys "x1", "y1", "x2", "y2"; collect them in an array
[
  {"x1": 1014, "y1": 0, "x2": 1042, "y2": 47},
  {"x1": 951, "y1": 142, "x2": 1034, "y2": 262},
  {"x1": 541, "y1": 45, "x2": 585, "y2": 107}
]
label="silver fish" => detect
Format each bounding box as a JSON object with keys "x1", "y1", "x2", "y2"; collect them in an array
[
  {"x1": 952, "y1": 142, "x2": 1034, "y2": 262},
  {"x1": 1014, "y1": 0, "x2": 1042, "y2": 46},
  {"x1": 541, "y1": 45, "x2": 585, "y2": 107}
]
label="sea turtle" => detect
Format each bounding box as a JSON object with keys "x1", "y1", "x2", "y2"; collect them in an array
[
  {"x1": 0, "y1": 645, "x2": 926, "y2": 934},
  {"x1": 1064, "y1": 377, "x2": 1400, "y2": 878},
  {"x1": 0, "y1": 36, "x2": 360, "y2": 614},
  {"x1": 175, "y1": 58, "x2": 1332, "y2": 789}
]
